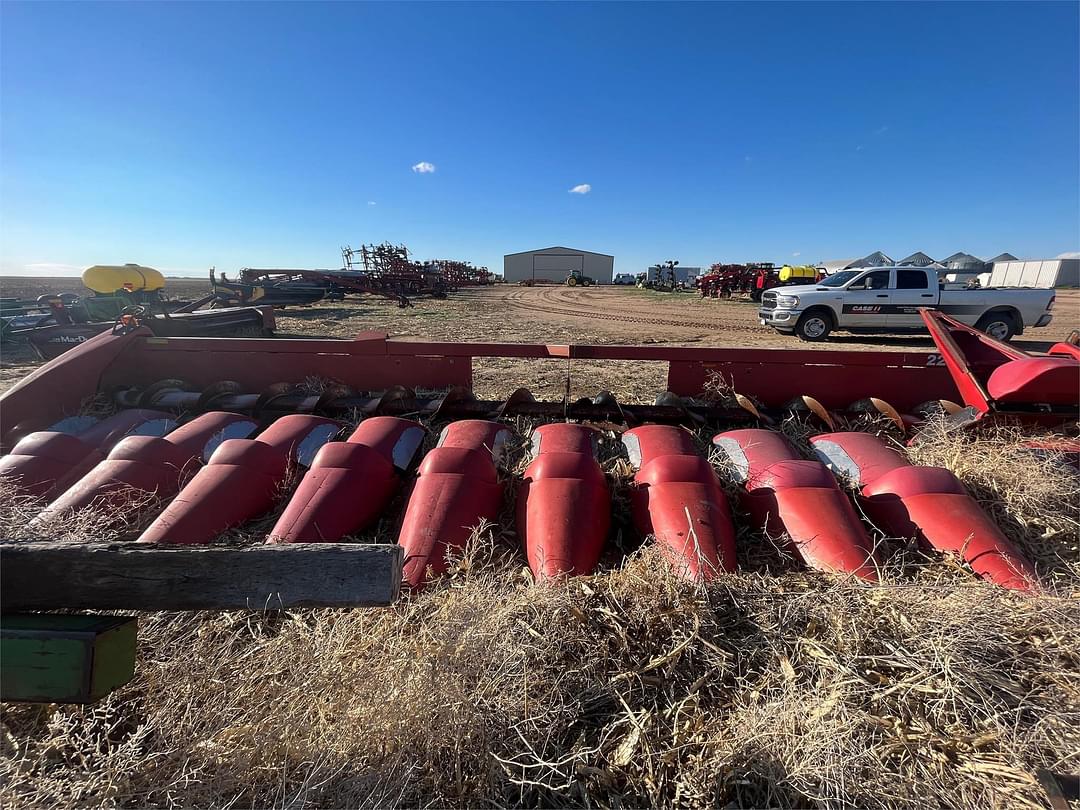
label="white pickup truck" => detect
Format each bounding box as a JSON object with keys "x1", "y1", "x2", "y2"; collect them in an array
[{"x1": 758, "y1": 266, "x2": 1056, "y2": 342}]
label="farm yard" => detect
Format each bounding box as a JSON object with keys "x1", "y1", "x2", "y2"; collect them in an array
[
  {"x1": 3, "y1": 276, "x2": 1078, "y2": 399},
  {"x1": 0, "y1": 277, "x2": 1078, "y2": 809},
  {"x1": 3, "y1": 0, "x2": 1077, "y2": 806}
]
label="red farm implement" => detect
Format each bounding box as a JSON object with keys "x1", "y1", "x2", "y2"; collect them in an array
[
  {"x1": 427, "y1": 259, "x2": 493, "y2": 289},
  {"x1": 343, "y1": 243, "x2": 450, "y2": 299},
  {"x1": 2, "y1": 311, "x2": 1071, "y2": 704},
  {"x1": 211, "y1": 249, "x2": 490, "y2": 310},
  {"x1": 0, "y1": 304, "x2": 1071, "y2": 699},
  {"x1": 0, "y1": 307, "x2": 1075, "y2": 629},
  {"x1": 697, "y1": 263, "x2": 821, "y2": 301}
]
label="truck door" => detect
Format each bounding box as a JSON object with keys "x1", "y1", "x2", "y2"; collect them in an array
[
  {"x1": 840, "y1": 269, "x2": 892, "y2": 327},
  {"x1": 888, "y1": 268, "x2": 937, "y2": 328}
]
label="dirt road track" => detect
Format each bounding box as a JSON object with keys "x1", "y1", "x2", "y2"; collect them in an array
[
  {"x1": 501, "y1": 288, "x2": 746, "y2": 331},
  {"x1": 499, "y1": 285, "x2": 1078, "y2": 352}
]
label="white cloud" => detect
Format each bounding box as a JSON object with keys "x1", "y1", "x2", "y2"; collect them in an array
[
  {"x1": 875, "y1": 125, "x2": 889, "y2": 135},
  {"x1": 367, "y1": 201, "x2": 377, "y2": 206},
  {"x1": 855, "y1": 144, "x2": 864, "y2": 151},
  {"x1": 1056, "y1": 251, "x2": 1079, "y2": 259},
  {"x1": 792, "y1": 252, "x2": 801, "y2": 257},
  {"x1": 569, "y1": 183, "x2": 591, "y2": 194},
  {"x1": 743, "y1": 155, "x2": 753, "y2": 163},
  {"x1": 411, "y1": 161, "x2": 436, "y2": 174}
]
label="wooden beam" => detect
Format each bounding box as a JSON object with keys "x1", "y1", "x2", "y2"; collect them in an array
[{"x1": 0, "y1": 542, "x2": 402, "y2": 611}]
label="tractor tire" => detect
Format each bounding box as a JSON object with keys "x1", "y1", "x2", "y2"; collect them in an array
[
  {"x1": 582, "y1": 277, "x2": 593, "y2": 287},
  {"x1": 566, "y1": 276, "x2": 578, "y2": 287},
  {"x1": 795, "y1": 309, "x2": 833, "y2": 342},
  {"x1": 749, "y1": 289, "x2": 763, "y2": 303},
  {"x1": 975, "y1": 312, "x2": 1017, "y2": 342}
]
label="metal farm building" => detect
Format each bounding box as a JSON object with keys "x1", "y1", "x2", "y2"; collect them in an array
[{"x1": 503, "y1": 246, "x2": 614, "y2": 285}]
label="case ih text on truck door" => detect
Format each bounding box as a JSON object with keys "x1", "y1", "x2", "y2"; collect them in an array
[{"x1": 758, "y1": 266, "x2": 1056, "y2": 342}]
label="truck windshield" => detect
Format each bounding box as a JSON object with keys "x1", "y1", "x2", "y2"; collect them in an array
[{"x1": 818, "y1": 270, "x2": 862, "y2": 287}]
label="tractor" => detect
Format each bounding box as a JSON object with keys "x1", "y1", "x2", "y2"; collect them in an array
[{"x1": 565, "y1": 269, "x2": 595, "y2": 287}]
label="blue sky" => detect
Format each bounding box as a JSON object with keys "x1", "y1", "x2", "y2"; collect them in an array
[{"x1": 1, "y1": 1, "x2": 1077, "y2": 277}]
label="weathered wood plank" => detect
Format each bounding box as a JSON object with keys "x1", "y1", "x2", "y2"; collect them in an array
[{"x1": 0, "y1": 542, "x2": 402, "y2": 610}]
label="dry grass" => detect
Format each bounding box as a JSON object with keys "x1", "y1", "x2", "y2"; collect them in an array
[
  {"x1": 0, "y1": 482, "x2": 162, "y2": 545},
  {"x1": 2, "y1": 412, "x2": 1079, "y2": 808},
  {"x1": 1, "y1": 541, "x2": 1077, "y2": 809}
]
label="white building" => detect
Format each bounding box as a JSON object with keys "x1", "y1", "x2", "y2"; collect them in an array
[
  {"x1": 818, "y1": 250, "x2": 1078, "y2": 288},
  {"x1": 981, "y1": 258, "x2": 1079, "y2": 288},
  {"x1": 503, "y1": 246, "x2": 614, "y2": 285}
]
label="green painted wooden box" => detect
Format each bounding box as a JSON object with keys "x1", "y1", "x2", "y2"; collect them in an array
[{"x1": 1, "y1": 614, "x2": 137, "y2": 703}]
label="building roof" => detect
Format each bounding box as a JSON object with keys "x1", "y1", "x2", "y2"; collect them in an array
[
  {"x1": 504, "y1": 245, "x2": 614, "y2": 258},
  {"x1": 942, "y1": 251, "x2": 987, "y2": 270},
  {"x1": 898, "y1": 251, "x2": 938, "y2": 267},
  {"x1": 848, "y1": 251, "x2": 895, "y2": 268},
  {"x1": 988, "y1": 252, "x2": 1019, "y2": 263},
  {"x1": 942, "y1": 251, "x2": 983, "y2": 263}
]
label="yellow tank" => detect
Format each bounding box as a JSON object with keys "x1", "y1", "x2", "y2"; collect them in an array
[
  {"x1": 82, "y1": 263, "x2": 166, "y2": 294},
  {"x1": 778, "y1": 264, "x2": 818, "y2": 283}
]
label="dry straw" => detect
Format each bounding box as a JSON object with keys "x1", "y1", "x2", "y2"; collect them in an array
[{"x1": 1, "y1": 415, "x2": 1077, "y2": 808}]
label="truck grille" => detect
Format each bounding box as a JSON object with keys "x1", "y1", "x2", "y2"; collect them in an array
[{"x1": 761, "y1": 291, "x2": 777, "y2": 310}]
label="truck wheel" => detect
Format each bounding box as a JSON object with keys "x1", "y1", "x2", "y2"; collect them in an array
[
  {"x1": 795, "y1": 310, "x2": 832, "y2": 341},
  {"x1": 976, "y1": 312, "x2": 1016, "y2": 342}
]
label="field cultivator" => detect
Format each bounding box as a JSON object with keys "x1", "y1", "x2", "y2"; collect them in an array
[
  {"x1": 210, "y1": 247, "x2": 490, "y2": 310},
  {"x1": 0, "y1": 308, "x2": 1076, "y2": 619},
  {"x1": 697, "y1": 262, "x2": 821, "y2": 301},
  {"x1": 344, "y1": 243, "x2": 449, "y2": 299},
  {"x1": 426, "y1": 259, "x2": 493, "y2": 288}
]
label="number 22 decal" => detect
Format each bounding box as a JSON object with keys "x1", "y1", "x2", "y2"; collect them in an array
[{"x1": 925, "y1": 354, "x2": 945, "y2": 366}]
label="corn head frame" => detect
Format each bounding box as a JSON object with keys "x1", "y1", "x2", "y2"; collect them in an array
[{"x1": 0, "y1": 308, "x2": 1075, "y2": 627}]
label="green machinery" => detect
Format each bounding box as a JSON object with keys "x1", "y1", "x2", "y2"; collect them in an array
[
  {"x1": 564, "y1": 269, "x2": 595, "y2": 287},
  {"x1": 1, "y1": 614, "x2": 137, "y2": 703}
]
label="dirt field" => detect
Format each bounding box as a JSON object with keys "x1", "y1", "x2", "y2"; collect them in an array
[{"x1": 2, "y1": 277, "x2": 1077, "y2": 400}]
